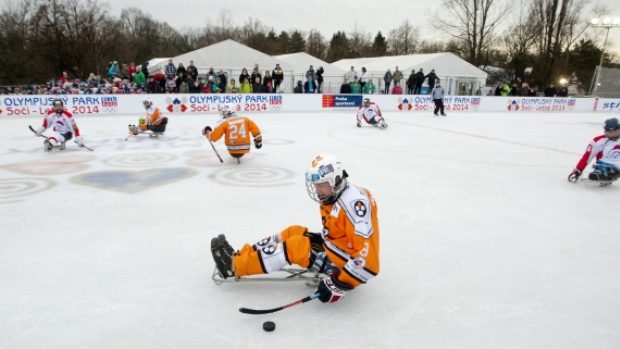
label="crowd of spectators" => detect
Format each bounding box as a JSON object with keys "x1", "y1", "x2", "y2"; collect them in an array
[{"x1": 491, "y1": 82, "x2": 569, "y2": 97}]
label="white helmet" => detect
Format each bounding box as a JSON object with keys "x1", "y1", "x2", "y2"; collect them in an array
[
  {"x1": 142, "y1": 98, "x2": 153, "y2": 108},
  {"x1": 220, "y1": 104, "x2": 237, "y2": 118},
  {"x1": 305, "y1": 154, "x2": 348, "y2": 204}
]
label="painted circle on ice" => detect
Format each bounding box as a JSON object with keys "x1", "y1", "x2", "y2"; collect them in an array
[
  {"x1": 208, "y1": 166, "x2": 294, "y2": 187},
  {"x1": 0, "y1": 178, "x2": 56, "y2": 204},
  {"x1": 103, "y1": 153, "x2": 177, "y2": 167},
  {"x1": 263, "y1": 139, "x2": 294, "y2": 145}
]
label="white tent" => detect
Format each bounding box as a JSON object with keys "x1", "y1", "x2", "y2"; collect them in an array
[
  {"x1": 275, "y1": 52, "x2": 346, "y2": 93},
  {"x1": 333, "y1": 52, "x2": 488, "y2": 95},
  {"x1": 148, "y1": 39, "x2": 294, "y2": 91}
]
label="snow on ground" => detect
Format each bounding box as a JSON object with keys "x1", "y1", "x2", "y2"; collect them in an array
[{"x1": 0, "y1": 111, "x2": 618, "y2": 349}]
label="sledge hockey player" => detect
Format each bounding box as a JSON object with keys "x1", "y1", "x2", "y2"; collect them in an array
[
  {"x1": 128, "y1": 99, "x2": 168, "y2": 137},
  {"x1": 568, "y1": 117, "x2": 620, "y2": 185},
  {"x1": 211, "y1": 154, "x2": 380, "y2": 303},
  {"x1": 33, "y1": 98, "x2": 85, "y2": 151},
  {"x1": 202, "y1": 104, "x2": 262, "y2": 163},
  {"x1": 356, "y1": 97, "x2": 387, "y2": 128}
]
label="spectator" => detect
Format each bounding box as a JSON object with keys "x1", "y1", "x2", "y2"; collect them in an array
[
  {"x1": 239, "y1": 77, "x2": 253, "y2": 93},
  {"x1": 263, "y1": 70, "x2": 273, "y2": 93},
  {"x1": 350, "y1": 77, "x2": 362, "y2": 94},
  {"x1": 141, "y1": 61, "x2": 150, "y2": 80},
  {"x1": 340, "y1": 77, "x2": 352, "y2": 93},
  {"x1": 239, "y1": 68, "x2": 250, "y2": 86},
  {"x1": 272, "y1": 64, "x2": 284, "y2": 92},
  {"x1": 187, "y1": 60, "x2": 198, "y2": 81},
  {"x1": 494, "y1": 83, "x2": 502, "y2": 96},
  {"x1": 207, "y1": 67, "x2": 216, "y2": 81},
  {"x1": 165, "y1": 76, "x2": 176, "y2": 93},
  {"x1": 176, "y1": 63, "x2": 187, "y2": 78},
  {"x1": 414, "y1": 69, "x2": 425, "y2": 94},
  {"x1": 393, "y1": 66, "x2": 403, "y2": 88},
  {"x1": 347, "y1": 66, "x2": 357, "y2": 84},
  {"x1": 316, "y1": 66, "x2": 324, "y2": 93},
  {"x1": 226, "y1": 79, "x2": 239, "y2": 93},
  {"x1": 363, "y1": 79, "x2": 376, "y2": 94},
  {"x1": 425, "y1": 69, "x2": 438, "y2": 91},
  {"x1": 178, "y1": 77, "x2": 190, "y2": 93},
  {"x1": 383, "y1": 69, "x2": 392, "y2": 94},
  {"x1": 359, "y1": 67, "x2": 369, "y2": 92},
  {"x1": 501, "y1": 83, "x2": 511, "y2": 96},
  {"x1": 208, "y1": 76, "x2": 220, "y2": 93},
  {"x1": 252, "y1": 76, "x2": 264, "y2": 93},
  {"x1": 509, "y1": 82, "x2": 519, "y2": 96},
  {"x1": 303, "y1": 76, "x2": 316, "y2": 93},
  {"x1": 294, "y1": 80, "x2": 303, "y2": 93},
  {"x1": 251, "y1": 66, "x2": 262, "y2": 85},
  {"x1": 306, "y1": 65, "x2": 316, "y2": 90},
  {"x1": 133, "y1": 70, "x2": 146, "y2": 89},
  {"x1": 391, "y1": 81, "x2": 403, "y2": 94},
  {"x1": 406, "y1": 70, "x2": 416, "y2": 94},
  {"x1": 59, "y1": 71, "x2": 70, "y2": 86},
  {"x1": 544, "y1": 84, "x2": 557, "y2": 97},
  {"x1": 127, "y1": 62, "x2": 137, "y2": 79},
  {"x1": 557, "y1": 84, "x2": 568, "y2": 97},
  {"x1": 216, "y1": 69, "x2": 228, "y2": 92},
  {"x1": 108, "y1": 61, "x2": 120, "y2": 80},
  {"x1": 87, "y1": 73, "x2": 98, "y2": 88},
  {"x1": 165, "y1": 59, "x2": 176, "y2": 79}
]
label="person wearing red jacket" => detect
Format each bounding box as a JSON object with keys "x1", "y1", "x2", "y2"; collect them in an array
[{"x1": 568, "y1": 117, "x2": 620, "y2": 184}]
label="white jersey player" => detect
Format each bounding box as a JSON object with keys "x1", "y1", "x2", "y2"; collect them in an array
[
  {"x1": 356, "y1": 98, "x2": 387, "y2": 128},
  {"x1": 34, "y1": 98, "x2": 85, "y2": 151},
  {"x1": 568, "y1": 117, "x2": 620, "y2": 183}
]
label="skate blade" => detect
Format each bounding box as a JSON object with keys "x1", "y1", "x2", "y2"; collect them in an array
[{"x1": 211, "y1": 267, "x2": 322, "y2": 287}]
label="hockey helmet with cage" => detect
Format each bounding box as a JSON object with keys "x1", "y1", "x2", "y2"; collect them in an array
[
  {"x1": 52, "y1": 98, "x2": 64, "y2": 112},
  {"x1": 305, "y1": 154, "x2": 349, "y2": 205},
  {"x1": 220, "y1": 104, "x2": 237, "y2": 118},
  {"x1": 604, "y1": 117, "x2": 619, "y2": 132},
  {"x1": 142, "y1": 98, "x2": 153, "y2": 108}
]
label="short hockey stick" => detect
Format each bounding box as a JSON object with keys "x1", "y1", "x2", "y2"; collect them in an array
[
  {"x1": 207, "y1": 137, "x2": 224, "y2": 163},
  {"x1": 75, "y1": 140, "x2": 94, "y2": 151},
  {"x1": 239, "y1": 292, "x2": 319, "y2": 315},
  {"x1": 28, "y1": 125, "x2": 48, "y2": 139}
]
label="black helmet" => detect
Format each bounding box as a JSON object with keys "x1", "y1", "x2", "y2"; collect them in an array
[{"x1": 604, "y1": 118, "x2": 619, "y2": 132}]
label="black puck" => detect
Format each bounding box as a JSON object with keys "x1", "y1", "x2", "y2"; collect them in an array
[{"x1": 262, "y1": 321, "x2": 276, "y2": 332}]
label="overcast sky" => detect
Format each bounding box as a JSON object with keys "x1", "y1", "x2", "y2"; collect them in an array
[{"x1": 106, "y1": 0, "x2": 620, "y2": 55}]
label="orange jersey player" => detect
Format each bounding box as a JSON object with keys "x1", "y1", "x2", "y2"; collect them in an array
[
  {"x1": 211, "y1": 154, "x2": 380, "y2": 304},
  {"x1": 129, "y1": 99, "x2": 168, "y2": 136},
  {"x1": 202, "y1": 104, "x2": 262, "y2": 162}
]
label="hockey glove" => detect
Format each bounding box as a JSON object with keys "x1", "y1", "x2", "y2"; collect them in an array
[
  {"x1": 316, "y1": 273, "x2": 353, "y2": 303},
  {"x1": 567, "y1": 169, "x2": 581, "y2": 183},
  {"x1": 254, "y1": 139, "x2": 262, "y2": 149},
  {"x1": 202, "y1": 126, "x2": 212, "y2": 136},
  {"x1": 74, "y1": 136, "x2": 84, "y2": 147},
  {"x1": 303, "y1": 232, "x2": 324, "y2": 253},
  {"x1": 356, "y1": 122, "x2": 362, "y2": 128},
  {"x1": 35, "y1": 126, "x2": 45, "y2": 137}
]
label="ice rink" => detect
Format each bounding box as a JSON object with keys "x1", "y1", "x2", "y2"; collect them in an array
[{"x1": 1, "y1": 110, "x2": 618, "y2": 348}]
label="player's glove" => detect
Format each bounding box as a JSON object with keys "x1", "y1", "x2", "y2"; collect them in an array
[
  {"x1": 303, "y1": 232, "x2": 324, "y2": 253},
  {"x1": 567, "y1": 168, "x2": 581, "y2": 183},
  {"x1": 254, "y1": 139, "x2": 262, "y2": 149},
  {"x1": 34, "y1": 126, "x2": 45, "y2": 137},
  {"x1": 202, "y1": 126, "x2": 212, "y2": 136},
  {"x1": 74, "y1": 136, "x2": 84, "y2": 147},
  {"x1": 356, "y1": 122, "x2": 361, "y2": 128},
  {"x1": 316, "y1": 272, "x2": 353, "y2": 303}
]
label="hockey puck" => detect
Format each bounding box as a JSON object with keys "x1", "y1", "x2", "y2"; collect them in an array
[{"x1": 262, "y1": 321, "x2": 276, "y2": 332}]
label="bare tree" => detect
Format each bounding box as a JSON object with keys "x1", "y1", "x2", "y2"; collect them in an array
[
  {"x1": 433, "y1": 0, "x2": 509, "y2": 65},
  {"x1": 388, "y1": 20, "x2": 418, "y2": 55},
  {"x1": 307, "y1": 29, "x2": 327, "y2": 59}
]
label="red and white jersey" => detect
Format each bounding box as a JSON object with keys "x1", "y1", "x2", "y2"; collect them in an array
[
  {"x1": 575, "y1": 135, "x2": 620, "y2": 171},
  {"x1": 42, "y1": 109, "x2": 80, "y2": 136},
  {"x1": 356, "y1": 103, "x2": 382, "y2": 124}
]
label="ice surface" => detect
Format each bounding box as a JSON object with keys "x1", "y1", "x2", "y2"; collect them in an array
[{"x1": 0, "y1": 111, "x2": 618, "y2": 349}]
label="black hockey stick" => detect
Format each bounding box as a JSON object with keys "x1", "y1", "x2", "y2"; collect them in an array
[
  {"x1": 28, "y1": 125, "x2": 48, "y2": 139},
  {"x1": 207, "y1": 137, "x2": 224, "y2": 163},
  {"x1": 239, "y1": 292, "x2": 319, "y2": 315}
]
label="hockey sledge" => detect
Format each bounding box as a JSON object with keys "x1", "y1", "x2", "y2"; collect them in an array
[
  {"x1": 211, "y1": 267, "x2": 322, "y2": 287},
  {"x1": 580, "y1": 176, "x2": 614, "y2": 187}
]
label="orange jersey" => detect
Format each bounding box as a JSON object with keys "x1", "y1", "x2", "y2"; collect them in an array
[
  {"x1": 146, "y1": 107, "x2": 164, "y2": 125},
  {"x1": 320, "y1": 184, "x2": 380, "y2": 288},
  {"x1": 208, "y1": 116, "x2": 261, "y2": 155}
]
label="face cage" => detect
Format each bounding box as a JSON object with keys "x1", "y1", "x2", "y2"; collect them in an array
[{"x1": 305, "y1": 172, "x2": 346, "y2": 204}]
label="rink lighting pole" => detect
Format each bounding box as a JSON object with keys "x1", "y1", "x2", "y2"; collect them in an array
[{"x1": 589, "y1": 17, "x2": 620, "y2": 96}]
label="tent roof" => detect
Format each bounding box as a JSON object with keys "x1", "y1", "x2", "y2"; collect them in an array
[
  {"x1": 149, "y1": 39, "x2": 293, "y2": 73},
  {"x1": 332, "y1": 52, "x2": 487, "y2": 79},
  {"x1": 275, "y1": 52, "x2": 345, "y2": 76}
]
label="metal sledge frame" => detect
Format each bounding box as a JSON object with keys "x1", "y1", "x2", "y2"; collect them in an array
[{"x1": 211, "y1": 267, "x2": 322, "y2": 287}]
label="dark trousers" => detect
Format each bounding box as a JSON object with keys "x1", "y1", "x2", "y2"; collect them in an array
[
  {"x1": 433, "y1": 99, "x2": 445, "y2": 115},
  {"x1": 384, "y1": 83, "x2": 390, "y2": 94},
  {"x1": 148, "y1": 117, "x2": 168, "y2": 133}
]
